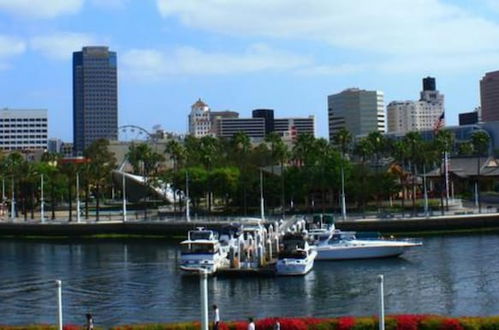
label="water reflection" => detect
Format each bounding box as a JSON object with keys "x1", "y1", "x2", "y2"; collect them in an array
[{"x1": 1, "y1": 235, "x2": 499, "y2": 326}]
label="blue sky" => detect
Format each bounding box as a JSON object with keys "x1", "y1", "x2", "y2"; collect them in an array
[{"x1": 1, "y1": 0, "x2": 499, "y2": 141}]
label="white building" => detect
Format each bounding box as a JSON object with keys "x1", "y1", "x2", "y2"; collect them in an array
[
  {"x1": 188, "y1": 99, "x2": 212, "y2": 137},
  {"x1": 0, "y1": 108, "x2": 48, "y2": 151},
  {"x1": 328, "y1": 88, "x2": 385, "y2": 140},
  {"x1": 387, "y1": 77, "x2": 444, "y2": 134}
]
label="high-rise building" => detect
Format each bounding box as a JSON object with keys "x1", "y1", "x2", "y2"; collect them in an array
[
  {"x1": 252, "y1": 109, "x2": 275, "y2": 135},
  {"x1": 0, "y1": 108, "x2": 48, "y2": 151},
  {"x1": 387, "y1": 77, "x2": 444, "y2": 134},
  {"x1": 73, "y1": 46, "x2": 118, "y2": 155},
  {"x1": 188, "y1": 99, "x2": 212, "y2": 137},
  {"x1": 328, "y1": 88, "x2": 385, "y2": 140},
  {"x1": 480, "y1": 71, "x2": 499, "y2": 122}
]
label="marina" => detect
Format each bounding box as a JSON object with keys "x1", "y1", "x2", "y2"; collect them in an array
[
  {"x1": 178, "y1": 216, "x2": 420, "y2": 276},
  {"x1": 1, "y1": 233, "x2": 499, "y2": 326}
]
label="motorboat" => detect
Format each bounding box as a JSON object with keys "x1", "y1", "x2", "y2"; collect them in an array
[
  {"x1": 276, "y1": 233, "x2": 317, "y2": 276},
  {"x1": 314, "y1": 229, "x2": 422, "y2": 260},
  {"x1": 179, "y1": 228, "x2": 228, "y2": 274}
]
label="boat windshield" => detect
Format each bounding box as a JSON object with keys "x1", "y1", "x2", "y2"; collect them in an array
[
  {"x1": 279, "y1": 249, "x2": 307, "y2": 259},
  {"x1": 182, "y1": 243, "x2": 218, "y2": 254},
  {"x1": 189, "y1": 231, "x2": 214, "y2": 240}
]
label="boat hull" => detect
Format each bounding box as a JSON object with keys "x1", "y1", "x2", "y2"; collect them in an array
[
  {"x1": 276, "y1": 251, "x2": 317, "y2": 275},
  {"x1": 315, "y1": 241, "x2": 420, "y2": 260}
]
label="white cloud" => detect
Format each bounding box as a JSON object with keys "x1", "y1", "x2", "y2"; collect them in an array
[
  {"x1": 0, "y1": 35, "x2": 26, "y2": 57},
  {"x1": 0, "y1": 35, "x2": 26, "y2": 70},
  {"x1": 0, "y1": 0, "x2": 83, "y2": 18},
  {"x1": 156, "y1": 0, "x2": 499, "y2": 72},
  {"x1": 30, "y1": 32, "x2": 98, "y2": 60},
  {"x1": 90, "y1": 0, "x2": 129, "y2": 10},
  {"x1": 122, "y1": 44, "x2": 312, "y2": 80}
]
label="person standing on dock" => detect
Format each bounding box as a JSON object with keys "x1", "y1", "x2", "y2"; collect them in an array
[
  {"x1": 248, "y1": 317, "x2": 255, "y2": 330},
  {"x1": 213, "y1": 304, "x2": 220, "y2": 330},
  {"x1": 85, "y1": 313, "x2": 94, "y2": 330}
]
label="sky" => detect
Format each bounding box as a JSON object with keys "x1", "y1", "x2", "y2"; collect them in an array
[{"x1": 1, "y1": 0, "x2": 499, "y2": 142}]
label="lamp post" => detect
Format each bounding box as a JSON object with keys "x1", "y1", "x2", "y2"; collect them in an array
[
  {"x1": 76, "y1": 172, "x2": 81, "y2": 223},
  {"x1": 40, "y1": 174, "x2": 45, "y2": 223},
  {"x1": 122, "y1": 173, "x2": 127, "y2": 222},
  {"x1": 340, "y1": 164, "x2": 347, "y2": 221},
  {"x1": 10, "y1": 178, "x2": 15, "y2": 220},
  {"x1": 260, "y1": 169, "x2": 265, "y2": 221},
  {"x1": 185, "y1": 171, "x2": 190, "y2": 222}
]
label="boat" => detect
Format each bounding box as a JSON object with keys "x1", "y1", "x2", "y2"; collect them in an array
[
  {"x1": 276, "y1": 233, "x2": 317, "y2": 276},
  {"x1": 313, "y1": 229, "x2": 422, "y2": 260},
  {"x1": 179, "y1": 228, "x2": 228, "y2": 274}
]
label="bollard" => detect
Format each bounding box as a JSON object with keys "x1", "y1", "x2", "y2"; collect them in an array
[
  {"x1": 267, "y1": 238, "x2": 273, "y2": 260},
  {"x1": 258, "y1": 243, "x2": 264, "y2": 266},
  {"x1": 55, "y1": 280, "x2": 63, "y2": 330},
  {"x1": 377, "y1": 275, "x2": 385, "y2": 330},
  {"x1": 199, "y1": 269, "x2": 209, "y2": 330}
]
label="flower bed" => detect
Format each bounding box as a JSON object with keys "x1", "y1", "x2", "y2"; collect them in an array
[{"x1": 3, "y1": 315, "x2": 499, "y2": 330}]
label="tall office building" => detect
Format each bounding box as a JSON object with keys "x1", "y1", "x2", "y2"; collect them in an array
[
  {"x1": 73, "y1": 46, "x2": 118, "y2": 154},
  {"x1": 480, "y1": 71, "x2": 499, "y2": 122},
  {"x1": 0, "y1": 108, "x2": 48, "y2": 151},
  {"x1": 328, "y1": 88, "x2": 385, "y2": 140},
  {"x1": 387, "y1": 77, "x2": 444, "y2": 133}
]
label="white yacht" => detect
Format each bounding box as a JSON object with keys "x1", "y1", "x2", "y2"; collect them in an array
[
  {"x1": 276, "y1": 233, "x2": 317, "y2": 276},
  {"x1": 179, "y1": 228, "x2": 228, "y2": 274},
  {"x1": 314, "y1": 229, "x2": 422, "y2": 260}
]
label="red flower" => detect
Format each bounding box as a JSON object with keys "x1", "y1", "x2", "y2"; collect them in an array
[
  {"x1": 337, "y1": 317, "x2": 355, "y2": 330},
  {"x1": 440, "y1": 318, "x2": 464, "y2": 330},
  {"x1": 395, "y1": 314, "x2": 425, "y2": 330}
]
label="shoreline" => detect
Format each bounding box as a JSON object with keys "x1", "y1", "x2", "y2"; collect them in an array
[{"x1": 1, "y1": 213, "x2": 499, "y2": 238}]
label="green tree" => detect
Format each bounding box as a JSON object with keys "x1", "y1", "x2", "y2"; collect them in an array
[
  {"x1": 84, "y1": 139, "x2": 116, "y2": 221},
  {"x1": 471, "y1": 130, "x2": 491, "y2": 213}
]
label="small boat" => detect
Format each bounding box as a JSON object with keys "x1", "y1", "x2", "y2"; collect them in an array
[
  {"x1": 276, "y1": 233, "x2": 317, "y2": 276},
  {"x1": 314, "y1": 229, "x2": 422, "y2": 260},
  {"x1": 179, "y1": 228, "x2": 228, "y2": 274}
]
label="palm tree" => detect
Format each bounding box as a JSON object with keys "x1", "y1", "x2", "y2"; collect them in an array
[
  {"x1": 2, "y1": 152, "x2": 26, "y2": 218},
  {"x1": 333, "y1": 128, "x2": 352, "y2": 220},
  {"x1": 434, "y1": 129, "x2": 454, "y2": 214},
  {"x1": 471, "y1": 130, "x2": 491, "y2": 213},
  {"x1": 273, "y1": 139, "x2": 289, "y2": 216},
  {"x1": 353, "y1": 138, "x2": 372, "y2": 212},
  {"x1": 402, "y1": 132, "x2": 424, "y2": 213},
  {"x1": 165, "y1": 139, "x2": 186, "y2": 214},
  {"x1": 231, "y1": 132, "x2": 251, "y2": 214}
]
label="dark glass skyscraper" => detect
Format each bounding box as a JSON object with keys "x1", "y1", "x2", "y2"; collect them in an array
[
  {"x1": 252, "y1": 109, "x2": 275, "y2": 135},
  {"x1": 73, "y1": 46, "x2": 117, "y2": 154}
]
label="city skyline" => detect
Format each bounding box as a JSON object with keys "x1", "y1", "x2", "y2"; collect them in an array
[{"x1": 1, "y1": 1, "x2": 499, "y2": 141}]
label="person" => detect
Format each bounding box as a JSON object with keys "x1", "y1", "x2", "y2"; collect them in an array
[
  {"x1": 213, "y1": 305, "x2": 220, "y2": 330},
  {"x1": 248, "y1": 317, "x2": 255, "y2": 330},
  {"x1": 274, "y1": 318, "x2": 280, "y2": 330},
  {"x1": 85, "y1": 313, "x2": 94, "y2": 330}
]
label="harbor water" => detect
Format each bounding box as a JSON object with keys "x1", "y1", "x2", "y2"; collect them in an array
[{"x1": 1, "y1": 234, "x2": 499, "y2": 326}]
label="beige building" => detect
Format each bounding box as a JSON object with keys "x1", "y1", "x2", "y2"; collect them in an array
[
  {"x1": 387, "y1": 77, "x2": 444, "y2": 134},
  {"x1": 328, "y1": 88, "x2": 385, "y2": 140}
]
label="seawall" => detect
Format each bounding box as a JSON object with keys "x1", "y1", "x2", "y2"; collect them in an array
[{"x1": 1, "y1": 213, "x2": 499, "y2": 237}]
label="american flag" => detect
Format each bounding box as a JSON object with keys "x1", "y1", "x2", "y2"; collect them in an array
[{"x1": 434, "y1": 112, "x2": 445, "y2": 132}]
